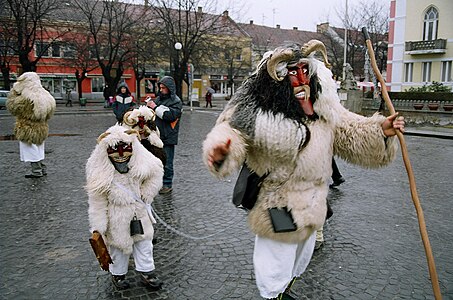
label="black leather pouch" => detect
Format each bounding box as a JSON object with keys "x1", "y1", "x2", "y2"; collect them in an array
[{"x1": 268, "y1": 207, "x2": 297, "y2": 233}]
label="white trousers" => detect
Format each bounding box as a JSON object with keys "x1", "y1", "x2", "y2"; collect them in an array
[
  {"x1": 19, "y1": 141, "x2": 44, "y2": 162},
  {"x1": 109, "y1": 239, "x2": 155, "y2": 276},
  {"x1": 253, "y1": 232, "x2": 316, "y2": 299}
]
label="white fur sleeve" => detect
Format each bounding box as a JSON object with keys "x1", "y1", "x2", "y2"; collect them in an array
[
  {"x1": 253, "y1": 111, "x2": 308, "y2": 160},
  {"x1": 87, "y1": 191, "x2": 109, "y2": 234},
  {"x1": 202, "y1": 122, "x2": 247, "y2": 178},
  {"x1": 140, "y1": 171, "x2": 164, "y2": 204},
  {"x1": 334, "y1": 112, "x2": 398, "y2": 168}
]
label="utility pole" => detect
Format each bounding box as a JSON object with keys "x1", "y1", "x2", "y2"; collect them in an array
[{"x1": 342, "y1": 0, "x2": 348, "y2": 81}]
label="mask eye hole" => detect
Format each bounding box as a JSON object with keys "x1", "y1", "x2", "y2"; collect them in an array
[{"x1": 288, "y1": 70, "x2": 297, "y2": 76}]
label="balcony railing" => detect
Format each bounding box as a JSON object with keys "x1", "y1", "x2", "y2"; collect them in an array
[{"x1": 405, "y1": 39, "x2": 447, "y2": 55}]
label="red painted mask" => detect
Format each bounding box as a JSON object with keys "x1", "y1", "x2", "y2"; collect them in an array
[
  {"x1": 288, "y1": 63, "x2": 314, "y2": 116},
  {"x1": 288, "y1": 63, "x2": 310, "y2": 87},
  {"x1": 107, "y1": 142, "x2": 133, "y2": 173}
]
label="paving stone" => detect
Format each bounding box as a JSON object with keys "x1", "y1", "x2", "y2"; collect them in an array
[{"x1": 0, "y1": 110, "x2": 451, "y2": 299}]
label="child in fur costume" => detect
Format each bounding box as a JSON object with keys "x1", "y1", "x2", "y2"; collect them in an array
[
  {"x1": 86, "y1": 125, "x2": 164, "y2": 290},
  {"x1": 202, "y1": 41, "x2": 405, "y2": 299},
  {"x1": 6, "y1": 72, "x2": 56, "y2": 178}
]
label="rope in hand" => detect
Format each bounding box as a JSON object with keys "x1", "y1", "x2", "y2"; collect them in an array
[{"x1": 362, "y1": 27, "x2": 441, "y2": 299}]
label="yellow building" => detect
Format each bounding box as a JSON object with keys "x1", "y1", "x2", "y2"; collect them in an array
[{"x1": 387, "y1": 0, "x2": 453, "y2": 91}]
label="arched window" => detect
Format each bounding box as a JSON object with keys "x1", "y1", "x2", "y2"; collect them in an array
[{"x1": 423, "y1": 7, "x2": 438, "y2": 41}]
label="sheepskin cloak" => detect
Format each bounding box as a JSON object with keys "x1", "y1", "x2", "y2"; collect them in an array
[
  {"x1": 6, "y1": 72, "x2": 56, "y2": 145},
  {"x1": 203, "y1": 58, "x2": 398, "y2": 244},
  {"x1": 86, "y1": 125, "x2": 164, "y2": 254}
]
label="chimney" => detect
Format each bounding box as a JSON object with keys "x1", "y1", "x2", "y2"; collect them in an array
[
  {"x1": 276, "y1": 24, "x2": 280, "y2": 29},
  {"x1": 223, "y1": 10, "x2": 229, "y2": 17},
  {"x1": 250, "y1": 20, "x2": 254, "y2": 25},
  {"x1": 316, "y1": 22, "x2": 329, "y2": 33},
  {"x1": 293, "y1": 27, "x2": 298, "y2": 30},
  {"x1": 197, "y1": 6, "x2": 202, "y2": 13}
]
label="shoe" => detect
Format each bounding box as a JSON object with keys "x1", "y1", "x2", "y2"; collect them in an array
[
  {"x1": 159, "y1": 186, "x2": 173, "y2": 194},
  {"x1": 314, "y1": 240, "x2": 324, "y2": 251},
  {"x1": 140, "y1": 271, "x2": 163, "y2": 289},
  {"x1": 112, "y1": 275, "x2": 130, "y2": 289},
  {"x1": 25, "y1": 173, "x2": 43, "y2": 178},
  {"x1": 330, "y1": 176, "x2": 345, "y2": 188}
]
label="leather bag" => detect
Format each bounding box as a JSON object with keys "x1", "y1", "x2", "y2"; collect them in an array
[{"x1": 232, "y1": 163, "x2": 267, "y2": 210}]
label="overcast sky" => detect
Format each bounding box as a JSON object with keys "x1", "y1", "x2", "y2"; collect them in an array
[{"x1": 226, "y1": 0, "x2": 372, "y2": 31}]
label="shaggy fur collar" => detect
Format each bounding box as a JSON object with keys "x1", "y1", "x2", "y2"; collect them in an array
[{"x1": 9, "y1": 72, "x2": 56, "y2": 121}]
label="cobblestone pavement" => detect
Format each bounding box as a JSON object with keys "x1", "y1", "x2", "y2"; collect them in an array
[{"x1": 0, "y1": 108, "x2": 452, "y2": 300}]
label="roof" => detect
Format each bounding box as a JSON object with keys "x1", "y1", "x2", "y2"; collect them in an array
[{"x1": 239, "y1": 22, "x2": 330, "y2": 50}]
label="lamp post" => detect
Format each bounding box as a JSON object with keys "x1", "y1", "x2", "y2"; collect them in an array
[
  {"x1": 342, "y1": 0, "x2": 348, "y2": 82},
  {"x1": 174, "y1": 42, "x2": 182, "y2": 100}
]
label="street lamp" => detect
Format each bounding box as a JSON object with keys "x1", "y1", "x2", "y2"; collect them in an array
[{"x1": 173, "y1": 42, "x2": 182, "y2": 100}]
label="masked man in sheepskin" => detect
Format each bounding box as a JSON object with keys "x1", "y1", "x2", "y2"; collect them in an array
[
  {"x1": 122, "y1": 105, "x2": 166, "y2": 165},
  {"x1": 6, "y1": 72, "x2": 56, "y2": 178},
  {"x1": 86, "y1": 125, "x2": 164, "y2": 290},
  {"x1": 202, "y1": 41, "x2": 405, "y2": 299}
]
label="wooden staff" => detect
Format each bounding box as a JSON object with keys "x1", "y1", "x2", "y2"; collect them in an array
[{"x1": 361, "y1": 27, "x2": 441, "y2": 299}]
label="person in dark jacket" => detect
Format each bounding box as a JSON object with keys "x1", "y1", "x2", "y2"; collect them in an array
[
  {"x1": 112, "y1": 82, "x2": 135, "y2": 122},
  {"x1": 146, "y1": 76, "x2": 183, "y2": 194}
]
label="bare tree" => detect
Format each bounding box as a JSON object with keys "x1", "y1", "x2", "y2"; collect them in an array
[
  {"x1": 129, "y1": 22, "x2": 159, "y2": 102},
  {"x1": 59, "y1": 32, "x2": 99, "y2": 101},
  {"x1": 149, "y1": 0, "x2": 226, "y2": 100},
  {"x1": 0, "y1": 21, "x2": 15, "y2": 89},
  {"x1": 215, "y1": 38, "x2": 251, "y2": 98},
  {"x1": 1, "y1": 0, "x2": 69, "y2": 73},
  {"x1": 72, "y1": 0, "x2": 150, "y2": 99},
  {"x1": 323, "y1": 0, "x2": 389, "y2": 80}
]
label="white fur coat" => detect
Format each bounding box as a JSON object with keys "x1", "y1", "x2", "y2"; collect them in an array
[
  {"x1": 203, "y1": 58, "x2": 398, "y2": 243},
  {"x1": 6, "y1": 72, "x2": 56, "y2": 145},
  {"x1": 86, "y1": 125, "x2": 164, "y2": 254}
]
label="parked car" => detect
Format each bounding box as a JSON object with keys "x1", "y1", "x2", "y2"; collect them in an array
[{"x1": 0, "y1": 90, "x2": 10, "y2": 109}]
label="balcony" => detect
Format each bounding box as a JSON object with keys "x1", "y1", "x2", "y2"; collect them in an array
[{"x1": 405, "y1": 39, "x2": 447, "y2": 55}]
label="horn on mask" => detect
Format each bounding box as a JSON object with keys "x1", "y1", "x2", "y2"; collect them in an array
[
  {"x1": 266, "y1": 48, "x2": 294, "y2": 81},
  {"x1": 301, "y1": 40, "x2": 331, "y2": 69}
]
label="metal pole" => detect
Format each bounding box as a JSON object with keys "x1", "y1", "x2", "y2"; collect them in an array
[
  {"x1": 342, "y1": 0, "x2": 348, "y2": 81},
  {"x1": 189, "y1": 82, "x2": 193, "y2": 111}
]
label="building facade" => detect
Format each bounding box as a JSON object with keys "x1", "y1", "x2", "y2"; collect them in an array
[{"x1": 387, "y1": 0, "x2": 453, "y2": 91}]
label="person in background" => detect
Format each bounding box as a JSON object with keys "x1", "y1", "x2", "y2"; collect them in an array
[
  {"x1": 146, "y1": 76, "x2": 182, "y2": 194},
  {"x1": 205, "y1": 87, "x2": 214, "y2": 108},
  {"x1": 103, "y1": 85, "x2": 110, "y2": 108},
  {"x1": 6, "y1": 72, "x2": 56, "y2": 178},
  {"x1": 112, "y1": 82, "x2": 135, "y2": 122},
  {"x1": 330, "y1": 157, "x2": 345, "y2": 187}
]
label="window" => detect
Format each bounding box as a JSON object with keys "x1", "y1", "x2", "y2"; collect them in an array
[
  {"x1": 422, "y1": 62, "x2": 432, "y2": 82},
  {"x1": 36, "y1": 42, "x2": 50, "y2": 57},
  {"x1": 63, "y1": 79, "x2": 77, "y2": 92},
  {"x1": 441, "y1": 61, "x2": 452, "y2": 82},
  {"x1": 41, "y1": 79, "x2": 53, "y2": 92},
  {"x1": 404, "y1": 63, "x2": 413, "y2": 82},
  {"x1": 63, "y1": 44, "x2": 76, "y2": 58},
  {"x1": 51, "y1": 43, "x2": 61, "y2": 58},
  {"x1": 423, "y1": 7, "x2": 438, "y2": 41},
  {"x1": 91, "y1": 77, "x2": 105, "y2": 93}
]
